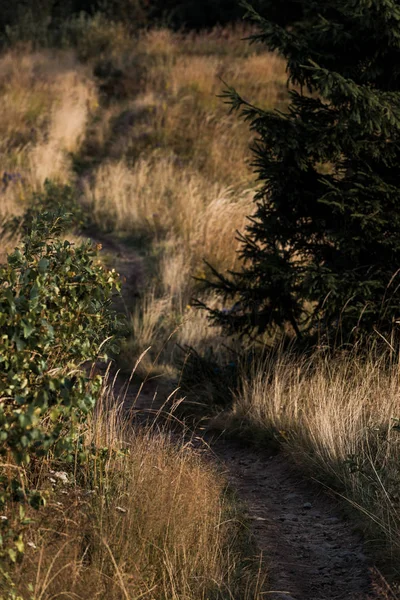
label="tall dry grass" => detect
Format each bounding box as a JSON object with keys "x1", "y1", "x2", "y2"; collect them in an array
[
  {"x1": 10, "y1": 382, "x2": 265, "y2": 600},
  {"x1": 87, "y1": 155, "x2": 252, "y2": 273},
  {"x1": 0, "y1": 48, "x2": 96, "y2": 264},
  {"x1": 0, "y1": 29, "x2": 281, "y2": 594},
  {"x1": 0, "y1": 49, "x2": 96, "y2": 219},
  {"x1": 86, "y1": 29, "x2": 287, "y2": 186},
  {"x1": 3, "y1": 18, "x2": 400, "y2": 591},
  {"x1": 229, "y1": 348, "x2": 400, "y2": 566},
  {"x1": 0, "y1": 24, "x2": 283, "y2": 381},
  {"x1": 79, "y1": 29, "x2": 288, "y2": 368}
]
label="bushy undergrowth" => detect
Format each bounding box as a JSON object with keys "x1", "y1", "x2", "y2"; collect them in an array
[
  {"x1": 0, "y1": 211, "x2": 120, "y2": 597},
  {"x1": 2, "y1": 180, "x2": 88, "y2": 239},
  {"x1": 0, "y1": 0, "x2": 272, "y2": 47},
  {"x1": 0, "y1": 27, "x2": 283, "y2": 375},
  {"x1": 0, "y1": 205, "x2": 264, "y2": 599}
]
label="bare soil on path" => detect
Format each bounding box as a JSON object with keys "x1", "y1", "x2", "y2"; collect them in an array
[
  {"x1": 95, "y1": 237, "x2": 391, "y2": 600},
  {"x1": 122, "y1": 375, "x2": 388, "y2": 600},
  {"x1": 208, "y1": 436, "x2": 386, "y2": 600}
]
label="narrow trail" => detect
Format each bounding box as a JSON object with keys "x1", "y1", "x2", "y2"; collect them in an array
[
  {"x1": 122, "y1": 378, "x2": 386, "y2": 600},
  {"x1": 209, "y1": 437, "x2": 383, "y2": 600},
  {"x1": 87, "y1": 229, "x2": 145, "y2": 313},
  {"x1": 92, "y1": 236, "x2": 389, "y2": 600}
]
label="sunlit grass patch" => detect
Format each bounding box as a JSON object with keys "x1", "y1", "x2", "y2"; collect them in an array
[
  {"x1": 223, "y1": 347, "x2": 400, "y2": 572},
  {"x1": 9, "y1": 383, "x2": 265, "y2": 600}
]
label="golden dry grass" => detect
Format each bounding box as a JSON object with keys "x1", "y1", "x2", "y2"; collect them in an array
[
  {"x1": 0, "y1": 49, "x2": 96, "y2": 220},
  {"x1": 87, "y1": 155, "x2": 251, "y2": 272},
  {"x1": 0, "y1": 48, "x2": 96, "y2": 264},
  {"x1": 0, "y1": 25, "x2": 284, "y2": 372},
  {"x1": 77, "y1": 28, "x2": 287, "y2": 368},
  {"x1": 9, "y1": 385, "x2": 264, "y2": 600},
  {"x1": 2, "y1": 16, "x2": 400, "y2": 593},
  {"x1": 228, "y1": 349, "x2": 400, "y2": 566},
  {"x1": 0, "y1": 25, "x2": 282, "y2": 598}
]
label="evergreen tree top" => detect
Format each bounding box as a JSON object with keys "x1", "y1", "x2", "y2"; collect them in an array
[
  {"x1": 206, "y1": 0, "x2": 400, "y2": 343},
  {"x1": 243, "y1": 0, "x2": 400, "y2": 91}
]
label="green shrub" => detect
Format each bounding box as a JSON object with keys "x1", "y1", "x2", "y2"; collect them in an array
[
  {"x1": 0, "y1": 0, "x2": 75, "y2": 47},
  {"x1": 0, "y1": 210, "x2": 121, "y2": 595},
  {"x1": 2, "y1": 180, "x2": 88, "y2": 239}
]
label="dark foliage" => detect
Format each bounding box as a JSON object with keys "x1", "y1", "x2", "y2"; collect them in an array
[
  {"x1": 205, "y1": 0, "x2": 400, "y2": 344},
  {"x1": 0, "y1": 0, "x2": 73, "y2": 36},
  {"x1": 1, "y1": 180, "x2": 88, "y2": 239},
  {"x1": 0, "y1": 0, "x2": 273, "y2": 37},
  {"x1": 178, "y1": 346, "x2": 239, "y2": 410},
  {"x1": 150, "y1": 0, "x2": 247, "y2": 29},
  {"x1": 0, "y1": 0, "x2": 150, "y2": 39}
]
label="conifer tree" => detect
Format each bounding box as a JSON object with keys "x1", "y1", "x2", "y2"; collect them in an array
[{"x1": 206, "y1": 0, "x2": 400, "y2": 342}]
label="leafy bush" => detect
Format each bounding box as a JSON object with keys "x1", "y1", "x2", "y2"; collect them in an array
[
  {"x1": 0, "y1": 210, "x2": 121, "y2": 595},
  {"x1": 61, "y1": 12, "x2": 134, "y2": 61},
  {"x1": 0, "y1": 0, "x2": 75, "y2": 46},
  {"x1": 2, "y1": 180, "x2": 88, "y2": 239},
  {"x1": 0, "y1": 0, "x2": 148, "y2": 48},
  {"x1": 0, "y1": 0, "x2": 268, "y2": 48}
]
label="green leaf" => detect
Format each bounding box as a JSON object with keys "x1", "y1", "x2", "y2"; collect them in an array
[
  {"x1": 15, "y1": 337, "x2": 26, "y2": 351},
  {"x1": 41, "y1": 320, "x2": 54, "y2": 337},
  {"x1": 15, "y1": 536, "x2": 24, "y2": 554},
  {"x1": 8, "y1": 548, "x2": 17, "y2": 563},
  {"x1": 21, "y1": 320, "x2": 35, "y2": 339},
  {"x1": 20, "y1": 436, "x2": 29, "y2": 448},
  {"x1": 18, "y1": 414, "x2": 32, "y2": 428},
  {"x1": 30, "y1": 282, "x2": 40, "y2": 300},
  {"x1": 38, "y1": 258, "x2": 50, "y2": 274}
]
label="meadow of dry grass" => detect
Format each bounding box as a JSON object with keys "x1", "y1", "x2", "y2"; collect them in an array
[
  {"x1": 2, "y1": 16, "x2": 400, "y2": 596},
  {"x1": 0, "y1": 26, "x2": 279, "y2": 599},
  {"x1": 0, "y1": 26, "x2": 287, "y2": 358},
  {"x1": 75, "y1": 27, "x2": 287, "y2": 369},
  {"x1": 0, "y1": 48, "x2": 96, "y2": 261}
]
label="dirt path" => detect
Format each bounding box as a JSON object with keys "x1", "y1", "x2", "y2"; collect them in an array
[
  {"x1": 120, "y1": 377, "x2": 387, "y2": 599},
  {"x1": 208, "y1": 436, "x2": 384, "y2": 600},
  {"x1": 87, "y1": 229, "x2": 145, "y2": 314},
  {"x1": 95, "y1": 239, "x2": 390, "y2": 600}
]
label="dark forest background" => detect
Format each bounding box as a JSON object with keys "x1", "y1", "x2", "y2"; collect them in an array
[{"x1": 0, "y1": 0, "x2": 301, "y2": 37}]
